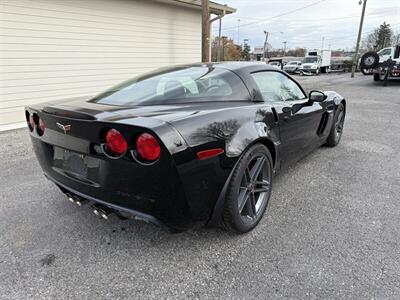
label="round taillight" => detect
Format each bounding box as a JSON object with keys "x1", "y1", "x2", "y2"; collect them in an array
[
  {"x1": 136, "y1": 133, "x2": 161, "y2": 162},
  {"x1": 26, "y1": 112, "x2": 35, "y2": 132},
  {"x1": 105, "y1": 129, "x2": 128, "y2": 156},
  {"x1": 37, "y1": 117, "x2": 45, "y2": 136}
]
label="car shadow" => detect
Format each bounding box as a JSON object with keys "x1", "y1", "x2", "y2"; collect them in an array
[{"x1": 64, "y1": 146, "x2": 327, "y2": 250}]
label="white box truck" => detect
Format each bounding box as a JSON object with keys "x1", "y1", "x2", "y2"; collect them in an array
[{"x1": 299, "y1": 49, "x2": 331, "y2": 75}]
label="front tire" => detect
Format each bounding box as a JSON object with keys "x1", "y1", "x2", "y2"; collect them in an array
[
  {"x1": 326, "y1": 103, "x2": 345, "y2": 147},
  {"x1": 222, "y1": 144, "x2": 273, "y2": 233}
]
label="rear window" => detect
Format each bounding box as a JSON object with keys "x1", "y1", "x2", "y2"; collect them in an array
[{"x1": 90, "y1": 66, "x2": 250, "y2": 106}]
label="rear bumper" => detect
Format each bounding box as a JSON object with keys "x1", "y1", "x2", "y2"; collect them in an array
[
  {"x1": 300, "y1": 68, "x2": 318, "y2": 73},
  {"x1": 31, "y1": 135, "x2": 233, "y2": 231},
  {"x1": 47, "y1": 173, "x2": 169, "y2": 229}
]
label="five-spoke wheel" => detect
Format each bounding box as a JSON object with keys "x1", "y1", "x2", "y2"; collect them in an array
[
  {"x1": 326, "y1": 103, "x2": 345, "y2": 147},
  {"x1": 223, "y1": 144, "x2": 273, "y2": 233},
  {"x1": 238, "y1": 154, "x2": 271, "y2": 222}
]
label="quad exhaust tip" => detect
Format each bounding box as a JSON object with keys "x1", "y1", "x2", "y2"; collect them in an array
[
  {"x1": 75, "y1": 199, "x2": 85, "y2": 206},
  {"x1": 66, "y1": 194, "x2": 113, "y2": 220},
  {"x1": 92, "y1": 204, "x2": 112, "y2": 220},
  {"x1": 67, "y1": 194, "x2": 87, "y2": 206}
]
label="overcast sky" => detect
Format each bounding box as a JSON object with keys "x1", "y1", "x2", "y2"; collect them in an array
[{"x1": 211, "y1": 0, "x2": 400, "y2": 50}]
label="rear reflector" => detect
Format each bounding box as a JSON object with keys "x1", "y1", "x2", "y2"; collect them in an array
[
  {"x1": 197, "y1": 148, "x2": 224, "y2": 160},
  {"x1": 105, "y1": 129, "x2": 128, "y2": 156},
  {"x1": 136, "y1": 133, "x2": 161, "y2": 162}
]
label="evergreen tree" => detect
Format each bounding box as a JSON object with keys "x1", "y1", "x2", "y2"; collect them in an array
[
  {"x1": 362, "y1": 22, "x2": 393, "y2": 51},
  {"x1": 375, "y1": 22, "x2": 393, "y2": 49},
  {"x1": 241, "y1": 44, "x2": 251, "y2": 61}
]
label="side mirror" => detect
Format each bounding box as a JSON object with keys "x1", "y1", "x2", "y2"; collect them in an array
[{"x1": 309, "y1": 90, "x2": 327, "y2": 102}]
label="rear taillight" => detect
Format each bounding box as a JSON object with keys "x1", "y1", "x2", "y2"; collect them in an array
[
  {"x1": 135, "y1": 133, "x2": 161, "y2": 162},
  {"x1": 104, "y1": 129, "x2": 128, "y2": 157},
  {"x1": 37, "y1": 117, "x2": 45, "y2": 136},
  {"x1": 26, "y1": 111, "x2": 35, "y2": 132},
  {"x1": 28, "y1": 113, "x2": 35, "y2": 131},
  {"x1": 30, "y1": 115, "x2": 35, "y2": 131},
  {"x1": 25, "y1": 111, "x2": 44, "y2": 135}
]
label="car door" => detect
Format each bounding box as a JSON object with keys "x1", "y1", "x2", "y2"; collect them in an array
[
  {"x1": 251, "y1": 71, "x2": 324, "y2": 168},
  {"x1": 378, "y1": 48, "x2": 393, "y2": 62}
]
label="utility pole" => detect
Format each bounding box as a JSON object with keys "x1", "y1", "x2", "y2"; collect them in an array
[
  {"x1": 217, "y1": 16, "x2": 222, "y2": 61},
  {"x1": 222, "y1": 36, "x2": 226, "y2": 61},
  {"x1": 283, "y1": 41, "x2": 287, "y2": 56},
  {"x1": 237, "y1": 19, "x2": 240, "y2": 45},
  {"x1": 262, "y1": 30, "x2": 269, "y2": 61},
  {"x1": 351, "y1": 0, "x2": 367, "y2": 78},
  {"x1": 201, "y1": 0, "x2": 210, "y2": 62}
]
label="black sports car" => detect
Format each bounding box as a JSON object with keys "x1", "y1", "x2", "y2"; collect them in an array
[{"x1": 26, "y1": 62, "x2": 346, "y2": 233}]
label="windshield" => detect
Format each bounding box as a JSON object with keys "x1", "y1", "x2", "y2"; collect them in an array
[
  {"x1": 90, "y1": 67, "x2": 250, "y2": 106},
  {"x1": 302, "y1": 57, "x2": 318, "y2": 63}
]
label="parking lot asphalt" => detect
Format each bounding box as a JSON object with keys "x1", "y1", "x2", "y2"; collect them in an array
[{"x1": 1, "y1": 74, "x2": 399, "y2": 299}]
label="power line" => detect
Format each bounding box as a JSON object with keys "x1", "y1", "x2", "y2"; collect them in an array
[
  {"x1": 232, "y1": 8, "x2": 398, "y2": 23},
  {"x1": 279, "y1": 23, "x2": 400, "y2": 47},
  {"x1": 220, "y1": 0, "x2": 329, "y2": 30},
  {"x1": 213, "y1": 5, "x2": 398, "y2": 33}
]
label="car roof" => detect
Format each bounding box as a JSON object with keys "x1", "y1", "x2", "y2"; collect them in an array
[
  {"x1": 185, "y1": 62, "x2": 280, "y2": 73},
  {"x1": 146, "y1": 62, "x2": 281, "y2": 77}
]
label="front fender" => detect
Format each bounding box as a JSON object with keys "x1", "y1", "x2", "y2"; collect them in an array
[{"x1": 324, "y1": 91, "x2": 345, "y2": 105}]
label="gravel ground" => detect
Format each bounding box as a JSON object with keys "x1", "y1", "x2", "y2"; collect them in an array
[{"x1": 0, "y1": 74, "x2": 399, "y2": 299}]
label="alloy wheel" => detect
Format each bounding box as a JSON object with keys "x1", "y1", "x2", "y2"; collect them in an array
[
  {"x1": 335, "y1": 109, "x2": 344, "y2": 138},
  {"x1": 237, "y1": 154, "x2": 271, "y2": 222}
]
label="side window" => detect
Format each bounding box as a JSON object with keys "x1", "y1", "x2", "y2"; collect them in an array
[
  {"x1": 379, "y1": 49, "x2": 391, "y2": 56},
  {"x1": 282, "y1": 76, "x2": 307, "y2": 101},
  {"x1": 251, "y1": 71, "x2": 306, "y2": 102}
]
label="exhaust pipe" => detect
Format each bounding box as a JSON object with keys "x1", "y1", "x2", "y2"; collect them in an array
[
  {"x1": 75, "y1": 198, "x2": 87, "y2": 206},
  {"x1": 92, "y1": 204, "x2": 113, "y2": 220},
  {"x1": 66, "y1": 194, "x2": 87, "y2": 206}
]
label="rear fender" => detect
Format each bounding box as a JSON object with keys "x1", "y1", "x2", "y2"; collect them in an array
[
  {"x1": 207, "y1": 122, "x2": 278, "y2": 227},
  {"x1": 115, "y1": 116, "x2": 191, "y2": 157},
  {"x1": 225, "y1": 120, "x2": 277, "y2": 158}
]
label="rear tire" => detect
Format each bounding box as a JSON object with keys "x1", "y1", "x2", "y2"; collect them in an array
[
  {"x1": 326, "y1": 103, "x2": 345, "y2": 147},
  {"x1": 222, "y1": 144, "x2": 273, "y2": 233}
]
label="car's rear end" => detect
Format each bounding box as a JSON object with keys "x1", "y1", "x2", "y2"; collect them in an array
[
  {"x1": 25, "y1": 64, "x2": 255, "y2": 231},
  {"x1": 25, "y1": 105, "x2": 203, "y2": 231}
]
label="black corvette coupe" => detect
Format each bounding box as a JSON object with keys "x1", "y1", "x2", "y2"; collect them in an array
[{"x1": 26, "y1": 62, "x2": 346, "y2": 233}]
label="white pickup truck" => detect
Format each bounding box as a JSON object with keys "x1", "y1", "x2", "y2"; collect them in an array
[
  {"x1": 360, "y1": 45, "x2": 400, "y2": 85},
  {"x1": 298, "y1": 49, "x2": 331, "y2": 75}
]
